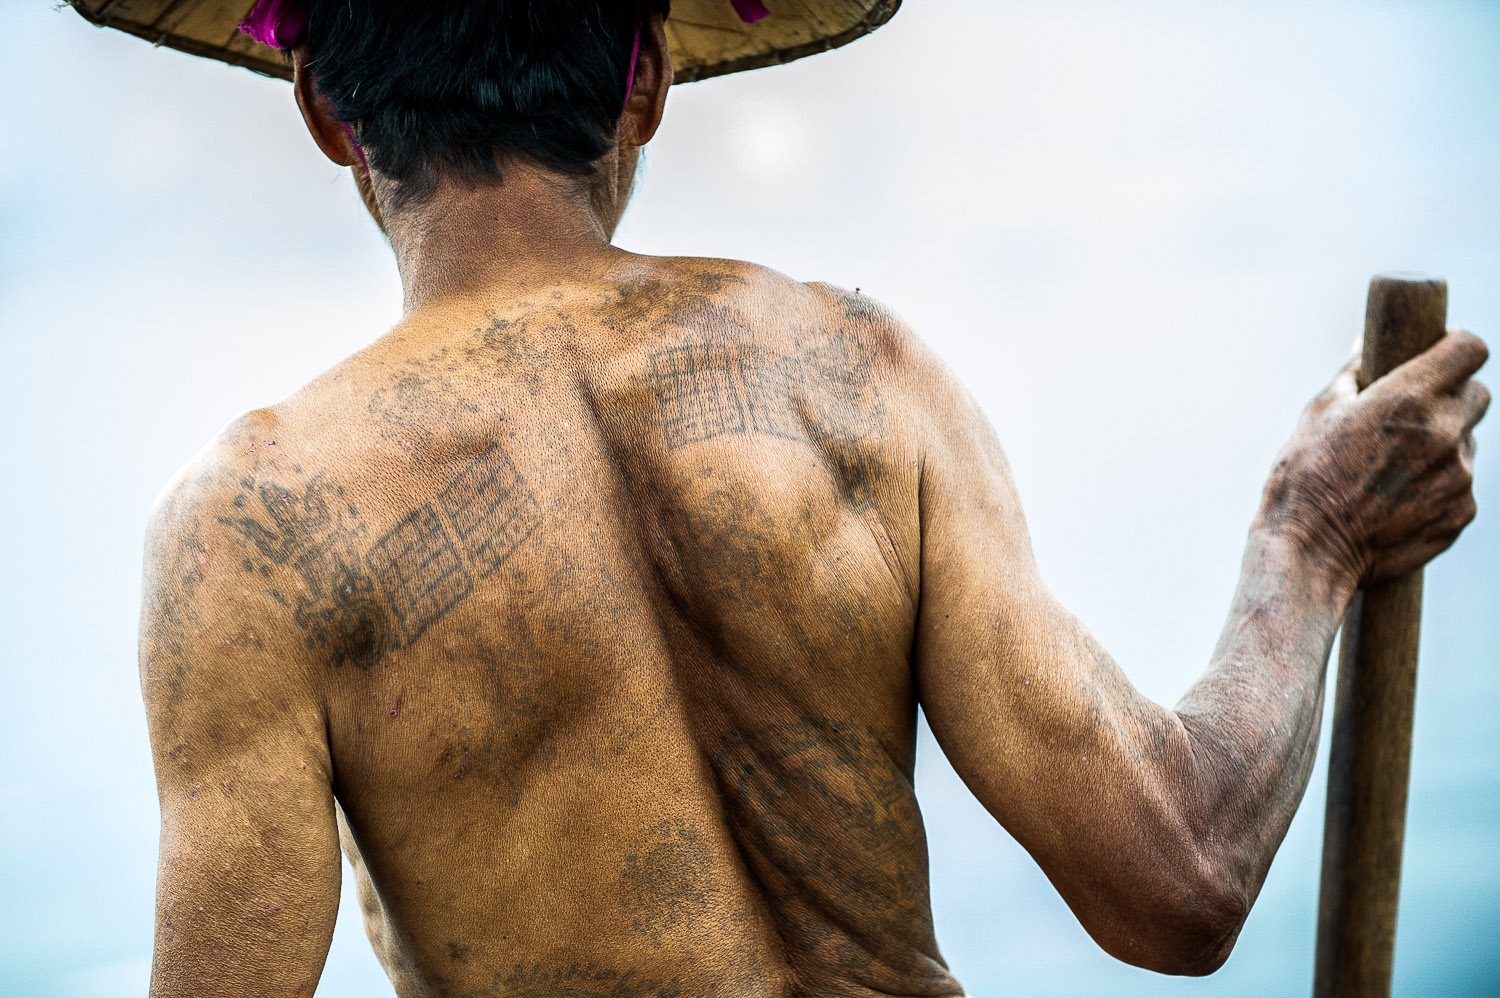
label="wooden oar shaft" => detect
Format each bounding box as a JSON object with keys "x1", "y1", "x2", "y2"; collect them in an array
[{"x1": 1313, "y1": 275, "x2": 1448, "y2": 997}]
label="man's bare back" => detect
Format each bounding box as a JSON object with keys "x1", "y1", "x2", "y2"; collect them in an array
[
  {"x1": 144, "y1": 258, "x2": 971, "y2": 996},
  {"x1": 135, "y1": 5, "x2": 1489, "y2": 996}
]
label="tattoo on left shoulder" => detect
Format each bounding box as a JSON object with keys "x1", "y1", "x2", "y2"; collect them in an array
[
  {"x1": 365, "y1": 504, "x2": 473, "y2": 647},
  {"x1": 438, "y1": 443, "x2": 544, "y2": 577},
  {"x1": 642, "y1": 329, "x2": 886, "y2": 507},
  {"x1": 219, "y1": 442, "x2": 543, "y2": 670}
]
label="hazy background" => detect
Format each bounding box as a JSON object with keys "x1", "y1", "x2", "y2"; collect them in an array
[{"x1": 2, "y1": 0, "x2": 1496, "y2": 994}]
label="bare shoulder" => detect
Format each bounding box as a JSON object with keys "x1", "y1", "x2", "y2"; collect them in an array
[
  {"x1": 628, "y1": 256, "x2": 931, "y2": 373},
  {"x1": 141, "y1": 408, "x2": 327, "y2": 741},
  {"x1": 795, "y1": 278, "x2": 991, "y2": 454},
  {"x1": 641, "y1": 261, "x2": 998, "y2": 489},
  {"x1": 144, "y1": 407, "x2": 283, "y2": 610},
  {"x1": 800, "y1": 280, "x2": 930, "y2": 376},
  {"x1": 790, "y1": 279, "x2": 1022, "y2": 525}
]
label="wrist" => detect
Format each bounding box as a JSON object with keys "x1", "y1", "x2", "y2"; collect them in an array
[
  {"x1": 1253, "y1": 458, "x2": 1369, "y2": 592},
  {"x1": 1244, "y1": 517, "x2": 1361, "y2": 615}
]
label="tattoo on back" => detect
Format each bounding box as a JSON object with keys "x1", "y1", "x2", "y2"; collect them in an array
[
  {"x1": 365, "y1": 505, "x2": 473, "y2": 647},
  {"x1": 220, "y1": 443, "x2": 542, "y2": 669},
  {"x1": 643, "y1": 330, "x2": 886, "y2": 507},
  {"x1": 710, "y1": 719, "x2": 952, "y2": 993},
  {"x1": 617, "y1": 819, "x2": 719, "y2": 947},
  {"x1": 453, "y1": 962, "x2": 683, "y2": 998},
  {"x1": 648, "y1": 344, "x2": 749, "y2": 448},
  {"x1": 439, "y1": 444, "x2": 543, "y2": 576}
]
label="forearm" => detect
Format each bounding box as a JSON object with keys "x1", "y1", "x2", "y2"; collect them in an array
[{"x1": 1173, "y1": 520, "x2": 1358, "y2": 889}]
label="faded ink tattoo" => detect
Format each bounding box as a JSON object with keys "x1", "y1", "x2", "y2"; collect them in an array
[
  {"x1": 438, "y1": 444, "x2": 543, "y2": 577},
  {"x1": 678, "y1": 488, "x2": 779, "y2": 610},
  {"x1": 643, "y1": 328, "x2": 886, "y2": 507},
  {"x1": 455, "y1": 962, "x2": 683, "y2": 998},
  {"x1": 604, "y1": 271, "x2": 748, "y2": 332},
  {"x1": 617, "y1": 819, "x2": 719, "y2": 946},
  {"x1": 220, "y1": 443, "x2": 542, "y2": 669},
  {"x1": 367, "y1": 347, "x2": 485, "y2": 447},
  {"x1": 711, "y1": 719, "x2": 955, "y2": 994},
  {"x1": 464, "y1": 314, "x2": 555, "y2": 397},
  {"x1": 365, "y1": 504, "x2": 473, "y2": 647}
]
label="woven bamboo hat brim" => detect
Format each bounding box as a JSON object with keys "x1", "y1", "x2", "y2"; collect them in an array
[{"x1": 68, "y1": 1, "x2": 900, "y2": 83}]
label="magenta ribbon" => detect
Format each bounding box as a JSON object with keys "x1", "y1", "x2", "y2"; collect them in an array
[
  {"x1": 731, "y1": 0, "x2": 772, "y2": 22},
  {"x1": 238, "y1": 0, "x2": 304, "y2": 50}
]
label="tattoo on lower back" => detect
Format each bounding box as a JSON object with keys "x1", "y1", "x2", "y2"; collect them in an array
[
  {"x1": 617, "y1": 819, "x2": 719, "y2": 947},
  {"x1": 710, "y1": 719, "x2": 951, "y2": 992},
  {"x1": 219, "y1": 443, "x2": 542, "y2": 668},
  {"x1": 643, "y1": 330, "x2": 885, "y2": 507},
  {"x1": 459, "y1": 963, "x2": 682, "y2": 998}
]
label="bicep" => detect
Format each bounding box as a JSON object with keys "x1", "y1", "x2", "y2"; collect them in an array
[{"x1": 141, "y1": 479, "x2": 341, "y2": 998}]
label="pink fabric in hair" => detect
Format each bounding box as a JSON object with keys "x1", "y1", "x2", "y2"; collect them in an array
[
  {"x1": 239, "y1": 0, "x2": 306, "y2": 50},
  {"x1": 730, "y1": 0, "x2": 771, "y2": 23}
]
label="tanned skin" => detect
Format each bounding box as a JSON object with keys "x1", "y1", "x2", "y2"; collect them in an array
[{"x1": 138, "y1": 13, "x2": 1489, "y2": 998}]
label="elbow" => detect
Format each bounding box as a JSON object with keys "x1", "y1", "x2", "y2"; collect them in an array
[
  {"x1": 1131, "y1": 880, "x2": 1250, "y2": 976},
  {"x1": 1090, "y1": 850, "x2": 1255, "y2": 976}
]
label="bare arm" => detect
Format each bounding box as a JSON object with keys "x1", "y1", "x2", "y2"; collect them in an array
[
  {"x1": 140, "y1": 432, "x2": 340, "y2": 997},
  {"x1": 912, "y1": 331, "x2": 1488, "y2": 974}
]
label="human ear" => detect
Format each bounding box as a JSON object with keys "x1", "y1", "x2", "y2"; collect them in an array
[
  {"x1": 290, "y1": 46, "x2": 361, "y2": 169},
  {"x1": 621, "y1": 13, "x2": 673, "y2": 147}
]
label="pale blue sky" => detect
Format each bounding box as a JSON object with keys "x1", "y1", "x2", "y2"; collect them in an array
[{"x1": 1, "y1": 1, "x2": 1496, "y2": 994}]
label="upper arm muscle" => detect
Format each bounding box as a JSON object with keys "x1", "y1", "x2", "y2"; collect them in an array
[
  {"x1": 141, "y1": 449, "x2": 341, "y2": 997},
  {"x1": 909, "y1": 360, "x2": 1217, "y2": 965}
]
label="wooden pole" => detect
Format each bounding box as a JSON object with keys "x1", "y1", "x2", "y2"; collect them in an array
[{"x1": 1313, "y1": 274, "x2": 1448, "y2": 997}]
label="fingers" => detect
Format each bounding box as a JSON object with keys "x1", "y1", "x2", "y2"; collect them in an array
[
  {"x1": 1447, "y1": 379, "x2": 1487, "y2": 473},
  {"x1": 1459, "y1": 378, "x2": 1492, "y2": 432},
  {"x1": 1422, "y1": 380, "x2": 1487, "y2": 480},
  {"x1": 1395, "y1": 329, "x2": 1490, "y2": 394},
  {"x1": 1366, "y1": 487, "x2": 1478, "y2": 583}
]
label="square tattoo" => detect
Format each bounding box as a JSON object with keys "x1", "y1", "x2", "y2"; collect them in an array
[
  {"x1": 648, "y1": 344, "x2": 747, "y2": 448},
  {"x1": 366, "y1": 505, "x2": 473, "y2": 645},
  {"x1": 437, "y1": 444, "x2": 543, "y2": 577},
  {"x1": 737, "y1": 345, "x2": 806, "y2": 442}
]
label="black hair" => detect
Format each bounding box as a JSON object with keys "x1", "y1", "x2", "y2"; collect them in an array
[{"x1": 302, "y1": 1, "x2": 670, "y2": 206}]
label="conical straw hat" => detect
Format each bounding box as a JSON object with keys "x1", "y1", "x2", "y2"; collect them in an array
[{"x1": 68, "y1": 1, "x2": 900, "y2": 83}]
